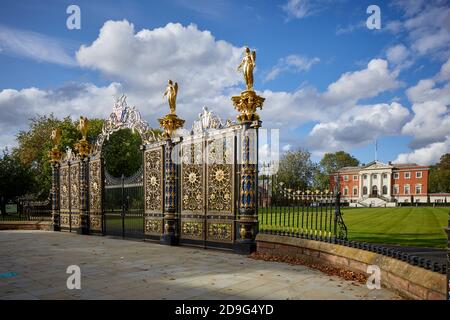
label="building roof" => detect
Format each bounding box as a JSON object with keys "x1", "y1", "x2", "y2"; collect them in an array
[{"x1": 332, "y1": 160, "x2": 429, "y2": 175}]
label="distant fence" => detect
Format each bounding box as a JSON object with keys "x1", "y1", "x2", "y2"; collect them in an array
[
  {"x1": 258, "y1": 165, "x2": 347, "y2": 242},
  {"x1": 0, "y1": 199, "x2": 52, "y2": 222}
]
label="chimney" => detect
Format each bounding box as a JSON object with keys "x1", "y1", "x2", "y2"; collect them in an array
[{"x1": 388, "y1": 161, "x2": 392, "y2": 165}]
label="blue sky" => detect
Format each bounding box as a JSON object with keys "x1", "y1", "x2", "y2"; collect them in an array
[{"x1": 0, "y1": 0, "x2": 449, "y2": 165}]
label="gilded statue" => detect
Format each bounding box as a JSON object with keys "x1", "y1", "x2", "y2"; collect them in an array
[
  {"x1": 237, "y1": 47, "x2": 256, "y2": 91},
  {"x1": 163, "y1": 80, "x2": 178, "y2": 114},
  {"x1": 50, "y1": 128, "x2": 61, "y2": 147},
  {"x1": 78, "y1": 116, "x2": 89, "y2": 141}
]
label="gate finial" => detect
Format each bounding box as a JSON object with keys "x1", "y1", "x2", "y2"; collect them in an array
[
  {"x1": 48, "y1": 128, "x2": 62, "y2": 163},
  {"x1": 159, "y1": 80, "x2": 185, "y2": 138},
  {"x1": 232, "y1": 47, "x2": 265, "y2": 124}
]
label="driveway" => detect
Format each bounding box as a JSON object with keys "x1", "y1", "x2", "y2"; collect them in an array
[{"x1": 0, "y1": 231, "x2": 402, "y2": 300}]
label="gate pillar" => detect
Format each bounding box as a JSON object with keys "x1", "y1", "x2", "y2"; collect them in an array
[
  {"x1": 50, "y1": 162, "x2": 61, "y2": 231},
  {"x1": 74, "y1": 118, "x2": 91, "y2": 235},
  {"x1": 231, "y1": 74, "x2": 265, "y2": 253},
  {"x1": 161, "y1": 139, "x2": 179, "y2": 245},
  {"x1": 48, "y1": 128, "x2": 62, "y2": 231},
  {"x1": 78, "y1": 157, "x2": 89, "y2": 234},
  {"x1": 234, "y1": 121, "x2": 261, "y2": 254}
]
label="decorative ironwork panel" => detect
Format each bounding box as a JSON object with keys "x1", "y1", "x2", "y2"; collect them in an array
[
  {"x1": 89, "y1": 159, "x2": 102, "y2": 212},
  {"x1": 206, "y1": 136, "x2": 234, "y2": 215},
  {"x1": 71, "y1": 213, "x2": 80, "y2": 227},
  {"x1": 144, "y1": 147, "x2": 164, "y2": 213},
  {"x1": 181, "y1": 142, "x2": 204, "y2": 213},
  {"x1": 60, "y1": 164, "x2": 70, "y2": 212},
  {"x1": 70, "y1": 162, "x2": 80, "y2": 211},
  {"x1": 181, "y1": 219, "x2": 204, "y2": 240},
  {"x1": 145, "y1": 217, "x2": 163, "y2": 235},
  {"x1": 89, "y1": 215, "x2": 102, "y2": 230},
  {"x1": 60, "y1": 213, "x2": 70, "y2": 228},
  {"x1": 207, "y1": 221, "x2": 233, "y2": 243}
]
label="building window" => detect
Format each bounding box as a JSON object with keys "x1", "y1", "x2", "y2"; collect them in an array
[
  {"x1": 393, "y1": 173, "x2": 399, "y2": 179},
  {"x1": 404, "y1": 185, "x2": 410, "y2": 195},
  {"x1": 382, "y1": 185, "x2": 388, "y2": 195},
  {"x1": 343, "y1": 187, "x2": 348, "y2": 196},
  {"x1": 405, "y1": 172, "x2": 411, "y2": 179},
  {"x1": 373, "y1": 174, "x2": 377, "y2": 179},
  {"x1": 415, "y1": 184, "x2": 422, "y2": 194},
  {"x1": 353, "y1": 187, "x2": 358, "y2": 196},
  {"x1": 393, "y1": 185, "x2": 399, "y2": 194},
  {"x1": 363, "y1": 186, "x2": 367, "y2": 195},
  {"x1": 383, "y1": 173, "x2": 387, "y2": 179},
  {"x1": 416, "y1": 171, "x2": 422, "y2": 178},
  {"x1": 363, "y1": 174, "x2": 367, "y2": 180},
  {"x1": 353, "y1": 175, "x2": 358, "y2": 181},
  {"x1": 343, "y1": 175, "x2": 349, "y2": 181}
]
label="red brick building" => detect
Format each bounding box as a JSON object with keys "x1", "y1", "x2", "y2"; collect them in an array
[{"x1": 329, "y1": 161, "x2": 447, "y2": 206}]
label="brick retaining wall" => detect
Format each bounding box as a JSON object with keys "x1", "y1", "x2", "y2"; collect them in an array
[{"x1": 256, "y1": 234, "x2": 446, "y2": 300}]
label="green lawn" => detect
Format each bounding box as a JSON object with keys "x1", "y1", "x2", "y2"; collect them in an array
[
  {"x1": 340, "y1": 207, "x2": 449, "y2": 248},
  {"x1": 99, "y1": 207, "x2": 449, "y2": 248}
]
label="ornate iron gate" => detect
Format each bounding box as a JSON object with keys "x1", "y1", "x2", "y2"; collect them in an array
[
  {"x1": 178, "y1": 110, "x2": 238, "y2": 249},
  {"x1": 103, "y1": 167, "x2": 144, "y2": 238},
  {"x1": 59, "y1": 160, "x2": 81, "y2": 233}
]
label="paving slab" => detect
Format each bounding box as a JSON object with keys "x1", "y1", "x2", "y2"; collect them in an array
[{"x1": 0, "y1": 230, "x2": 402, "y2": 300}]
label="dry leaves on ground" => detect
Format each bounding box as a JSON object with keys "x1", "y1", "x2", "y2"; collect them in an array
[{"x1": 249, "y1": 252, "x2": 367, "y2": 284}]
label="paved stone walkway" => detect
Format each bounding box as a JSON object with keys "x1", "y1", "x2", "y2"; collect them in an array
[{"x1": 0, "y1": 231, "x2": 402, "y2": 300}]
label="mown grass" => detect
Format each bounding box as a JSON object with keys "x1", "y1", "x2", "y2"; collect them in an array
[
  {"x1": 97, "y1": 206, "x2": 449, "y2": 248},
  {"x1": 341, "y1": 206, "x2": 449, "y2": 248},
  {"x1": 258, "y1": 206, "x2": 449, "y2": 248}
]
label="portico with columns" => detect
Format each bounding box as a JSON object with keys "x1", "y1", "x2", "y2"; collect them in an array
[{"x1": 358, "y1": 161, "x2": 393, "y2": 200}]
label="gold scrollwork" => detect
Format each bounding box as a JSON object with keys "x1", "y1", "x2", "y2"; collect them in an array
[
  {"x1": 60, "y1": 213, "x2": 70, "y2": 227},
  {"x1": 89, "y1": 215, "x2": 102, "y2": 230},
  {"x1": 70, "y1": 164, "x2": 80, "y2": 210},
  {"x1": 145, "y1": 218, "x2": 163, "y2": 235},
  {"x1": 60, "y1": 165, "x2": 70, "y2": 210},
  {"x1": 144, "y1": 149, "x2": 163, "y2": 212},
  {"x1": 71, "y1": 214, "x2": 80, "y2": 227},
  {"x1": 89, "y1": 160, "x2": 102, "y2": 212},
  {"x1": 207, "y1": 137, "x2": 233, "y2": 214},
  {"x1": 208, "y1": 223, "x2": 232, "y2": 242},
  {"x1": 181, "y1": 221, "x2": 204, "y2": 240},
  {"x1": 181, "y1": 143, "x2": 203, "y2": 213}
]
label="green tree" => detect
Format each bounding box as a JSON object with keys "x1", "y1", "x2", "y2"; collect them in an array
[
  {"x1": 276, "y1": 149, "x2": 317, "y2": 191},
  {"x1": 13, "y1": 115, "x2": 106, "y2": 199},
  {"x1": 0, "y1": 149, "x2": 34, "y2": 213},
  {"x1": 102, "y1": 129, "x2": 143, "y2": 178},
  {"x1": 428, "y1": 153, "x2": 450, "y2": 193},
  {"x1": 314, "y1": 151, "x2": 360, "y2": 190}
]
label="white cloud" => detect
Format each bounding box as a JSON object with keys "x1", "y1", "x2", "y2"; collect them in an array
[
  {"x1": 435, "y1": 57, "x2": 450, "y2": 81},
  {"x1": 0, "y1": 25, "x2": 76, "y2": 66},
  {"x1": 281, "y1": 0, "x2": 325, "y2": 20},
  {"x1": 264, "y1": 54, "x2": 320, "y2": 81},
  {"x1": 387, "y1": 1, "x2": 450, "y2": 58},
  {"x1": 306, "y1": 102, "x2": 411, "y2": 152},
  {"x1": 323, "y1": 59, "x2": 400, "y2": 103},
  {"x1": 76, "y1": 20, "x2": 245, "y2": 123},
  {"x1": 394, "y1": 136, "x2": 450, "y2": 165},
  {"x1": 386, "y1": 44, "x2": 410, "y2": 66},
  {"x1": 393, "y1": 58, "x2": 450, "y2": 163},
  {"x1": 0, "y1": 83, "x2": 121, "y2": 147}
]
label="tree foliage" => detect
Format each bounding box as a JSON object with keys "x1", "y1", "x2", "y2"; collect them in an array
[
  {"x1": 276, "y1": 149, "x2": 317, "y2": 191},
  {"x1": 11, "y1": 115, "x2": 105, "y2": 199},
  {"x1": 314, "y1": 151, "x2": 360, "y2": 190},
  {"x1": 0, "y1": 149, "x2": 34, "y2": 212},
  {"x1": 428, "y1": 153, "x2": 450, "y2": 193},
  {"x1": 103, "y1": 129, "x2": 143, "y2": 178}
]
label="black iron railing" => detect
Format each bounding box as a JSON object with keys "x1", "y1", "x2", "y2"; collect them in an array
[{"x1": 0, "y1": 200, "x2": 52, "y2": 222}]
